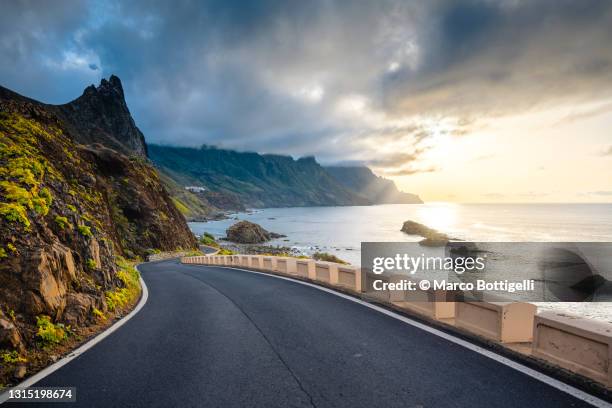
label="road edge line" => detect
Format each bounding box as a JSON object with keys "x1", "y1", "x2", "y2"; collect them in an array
[
  {"x1": 0, "y1": 265, "x2": 149, "y2": 405},
  {"x1": 211, "y1": 265, "x2": 611, "y2": 408}
]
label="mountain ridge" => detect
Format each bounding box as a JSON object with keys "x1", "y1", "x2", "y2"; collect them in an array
[
  {"x1": 148, "y1": 144, "x2": 422, "y2": 213},
  {"x1": 325, "y1": 166, "x2": 423, "y2": 204},
  {"x1": 148, "y1": 144, "x2": 371, "y2": 210}
]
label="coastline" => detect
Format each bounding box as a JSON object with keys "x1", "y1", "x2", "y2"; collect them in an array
[{"x1": 189, "y1": 203, "x2": 612, "y2": 323}]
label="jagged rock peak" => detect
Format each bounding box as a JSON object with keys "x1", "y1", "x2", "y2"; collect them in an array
[
  {"x1": 58, "y1": 75, "x2": 148, "y2": 157},
  {"x1": 84, "y1": 75, "x2": 124, "y2": 99}
]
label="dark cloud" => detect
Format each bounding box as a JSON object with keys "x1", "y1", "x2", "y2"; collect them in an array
[{"x1": 1, "y1": 0, "x2": 611, "y2": 169}]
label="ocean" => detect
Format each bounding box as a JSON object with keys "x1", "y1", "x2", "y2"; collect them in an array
[{"x1": 189, "y1": 203, "x2": 612, "y2": 322}]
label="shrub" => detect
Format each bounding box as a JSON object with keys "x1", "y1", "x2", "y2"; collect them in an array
[
  {"x1": 31, "y1": 196, "x2": 49, "y2": 216},
  {"x1": 0, "y1": 202, "x2": 30, "y2": 228},
  {"x1": 54, "y1": 215, "x2": 72, "y2": 230},
  {"x1": 0, "y1": 248, "x2": 6, "y2": 259},
  {"x1": 78, "y1": 224, "x2": 92, "y2": 237},
  {"x1": 36, "y1": 315, "x2": 69, "y2": 345},
  {"x1": 199, "y1": 232, "x2": 220, "y2": 248},
  {"x1": 217, "y1": 248, "x2": 235, "y2": 255},
  {"x1": 92, "y1": 307, "x2": 106, "y2": 321},
  {"x1": 105, "y1": 257, "x2": 141, "y2": 312},
  {"x1": 312, "y1": 252, "x2": 348, "y2": 264},
  {"x1": 86, "y1": 258, "x2": 97, "y2": 269},
  {"x1": 0, "y1": 350, "x2": 27, "y2": 364},
  {"x1": 6, "y1": 243, "x2": 16, "y2": 253}
]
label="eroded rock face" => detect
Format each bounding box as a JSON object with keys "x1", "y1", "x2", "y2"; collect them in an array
[
  {"x1": 0, "y1": 314, "x2": 24, "y2": 353},
  {"x1": 226, "y1": 221, "x2": 284, "y2": 244},
  {"x1": 63, "y1": 293, "x2": 96, "y2": 326},
  {"x1": 23, "y1": 248, "x2": 67, "y2": 317}
]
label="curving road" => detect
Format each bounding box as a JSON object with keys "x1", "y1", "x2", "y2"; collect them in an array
[{"x1": 6, "y1": 259, "x2": 606, "y2": 407}]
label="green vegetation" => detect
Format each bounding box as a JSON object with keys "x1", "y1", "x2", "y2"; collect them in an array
[
  {"x1": 105, "y1": 257, "x2": 141, "y2": 312},
  {"x1": 77, "y1": 224, "x2": 93, "y2": 237},
  {"x1": 199, "y1": 232, "x2": 220, "y2": 248},
  {"x1": 0, "y1": 202, "x2": 30, "y2": 228},
  {"x1": 54, "y1": 215, "x2": 72, "y2": 230},
  {"x1": 36, "y1": 315, "x2": 70, "y2": 346},
  {"x1": 171, "y1": 197, "x2": 190, "y2": 216},
  {"x1": 217, "y1": 248, "x2": 235, "y2": 255},
  {"x1": 92, "y1": 307, "x2": 106, "y2": 321},
  {"x1": 6, "y1": 243, "x2": 16, "y2": 253},
  {"x1": 0, "y1": 248, "x2": 6, "y2": 259},
  {"x1": 0, "y1": 113, "x2": 58, "y2": 229},
  {"x1": 157, "y1": 171, "x2": 219, "y2": 221},
  {"x1": 312, "y1": 252, "x2": 348, "y2": 264},
  {"x1": 67, "y1": 204, "x2": 77, "y2": 212},
  {"x1": 1, "y1": 350, "x2": 27, "y2": 364},
  {"x1": 148, "y1": 144, "x2": 367, "y2": 208},
  {"x1": 86, "y1": 258, "x2": 97, "y2": 270}
]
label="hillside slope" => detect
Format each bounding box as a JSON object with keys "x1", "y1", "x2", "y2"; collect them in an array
[
  {"x1": 0, "y1": 79, "x2": 196, "y2": 383},
  {"x1": 325, "y1": 166, "x2": 423, "y2": 204},
  {"x1": 148, "y1": 144, "x2": 369, "y2": 208}
]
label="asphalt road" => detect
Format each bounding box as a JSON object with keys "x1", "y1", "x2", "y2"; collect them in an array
[{"x1": 6, "y1": 259, "x2": 602, "y2": 407}]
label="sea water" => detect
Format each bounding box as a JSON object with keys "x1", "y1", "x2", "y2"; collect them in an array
[{"x1": 189, "y1": 203, "x2": 612, "y2": 322}]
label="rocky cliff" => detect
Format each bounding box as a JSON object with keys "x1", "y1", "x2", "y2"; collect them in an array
[
  {"x1": 148, "y1": 144, "x2": 370, "y2": 209},
  {"x1": 52, "y1": 75, "x2": 148, "y2": 157},
  {"x1": 325, "y1": 166, "x2": 423, "y2": 204},
  {"x1": 0, "y1": 79, "x2": 196, "y2": 384}
]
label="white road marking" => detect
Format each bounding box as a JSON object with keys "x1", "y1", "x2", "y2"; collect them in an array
[
  {"x1": 212, "y1": 265, "x2": 612, "y2": 408},
  {"x1": 0, "y1": 266, "x2": 149, "y2": 405}
]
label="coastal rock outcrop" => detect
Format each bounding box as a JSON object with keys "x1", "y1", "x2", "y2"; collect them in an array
[
  {"x1": 401, "y1": 220, "x2": 451, "y2": 246},
  {"x1": 226, "y1": 221, "x2": 285, "y2": 244}
]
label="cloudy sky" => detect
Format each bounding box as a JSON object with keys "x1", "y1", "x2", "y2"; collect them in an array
[{"x1": 1, "y1": 0, "x2": 612, "y2": 202}]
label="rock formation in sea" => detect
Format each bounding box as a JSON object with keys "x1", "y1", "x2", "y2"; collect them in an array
[
  {"x1": 226, "y1": 221, "x2": 285, "y2": 244},
  {"x1": 401, "y1": 220, "x2": 451, "y2": 246}
]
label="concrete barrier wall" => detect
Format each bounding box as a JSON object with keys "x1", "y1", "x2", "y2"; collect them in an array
[
  {"x1": 250, "y1": 256, "x2": 261, "y2": 269},
  {"x1": 263, "y1": 257, "x2": 275, "y2": 271},
  {"x1": 337, "y1": 265, "x2": 362, "y2": 292},
  {"x1": 533, "y1": 312, "x2": 611, "y2": 387},
  {"x1": 296, "y1": 260, "x2": 314, "y2": 278},
  {"x1": 276, "y1": 258, "x2": 288, "y2": 273},
  {"x1": 386, "y1": 275, "x2": 455, "y2": 320},
  {"x1": 314, "y1": 262, "x2": 333, "y2": 283},
  {"x1": 456, "y1": 302, "x2": 536, "y2": 343},
  {"x1": 240, "y1": 255, "x2": 250, "y2": 267},
  {"x1": 275, "y1": 257, "x2": 297, "y2": 275}
]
